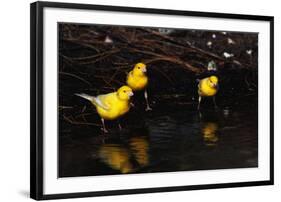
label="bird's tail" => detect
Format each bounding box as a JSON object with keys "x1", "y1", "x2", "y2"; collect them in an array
[{"x1": 75, "y1": 93, "x2": 95, "y2": 102}]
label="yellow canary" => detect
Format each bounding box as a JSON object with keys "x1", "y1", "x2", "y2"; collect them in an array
[
  {"x1": 127, "y1": 63, "x2": 152, "y2": 111},
  {"x1": 197, "y1": 75, "x2": 219, "y2": 110},
  {"x1": 76, "y1": 85, "x2": 133, "y2": 133}
]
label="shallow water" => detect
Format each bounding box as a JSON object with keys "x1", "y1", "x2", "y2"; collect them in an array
[{"x1": 59, "y1": 99, "x2": 258, "y2": 177}]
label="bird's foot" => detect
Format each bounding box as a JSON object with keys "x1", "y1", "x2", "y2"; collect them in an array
[
  {"x1": 130, "y1": 102, "x2": 135, "y2": 107},
  {"x1": 198, "y1": 111, "x2": 202, "y2": 120},
  {"x1": 101, "y1": 128, "x2": 109, "y2": 133},
  {"x1": 145, "y1": 106, "x2": 152, "y2": 111}
]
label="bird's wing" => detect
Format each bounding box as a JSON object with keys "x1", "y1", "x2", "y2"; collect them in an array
[
  {"x1": 198, "y1": 79, "x2": 203, "y2": 89},
  {"x1": 94, "y1": 94, "x2": 111, "y2": 110},
  {"x1": 198, "y1": 79, "x2": 205, "y2": 95},
  {"x1": 127, "y1": 71, "x2": 133, "y2": 80}
]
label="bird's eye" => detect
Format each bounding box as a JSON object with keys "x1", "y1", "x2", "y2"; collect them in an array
[
  {"x1": 123, "y1": 90, "x2": 126, "y2": 93},
  {"x1": 138, "y1": 66, "x2": 140, "y2": 69}
]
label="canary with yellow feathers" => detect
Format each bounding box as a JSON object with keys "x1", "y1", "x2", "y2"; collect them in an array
[
  {"x1": 76, "y1": 85, "x2": 133, "y2": 133},
  {"x1": 197, "y1": 75, "x2": 219, "y2": 110},
  {"x1": 126, "y1": 63, "x2": 152, "y2": 111}
]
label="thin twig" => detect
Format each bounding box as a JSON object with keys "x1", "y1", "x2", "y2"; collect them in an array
[
  {"x1": 59, "y1": 72, "x2": 92, "y2": 86},
  {"x1": 63, "y1": 115, "x2": 100, "y2": 127}
]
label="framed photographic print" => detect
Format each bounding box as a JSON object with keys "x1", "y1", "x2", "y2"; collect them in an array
[{"x1": 30, "y1": 1, "x2": 274, "y2": 200}]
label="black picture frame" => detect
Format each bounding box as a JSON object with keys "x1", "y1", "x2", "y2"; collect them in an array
[{"x1": 30, "y1": 1, "x2": 274, "y2": 200}]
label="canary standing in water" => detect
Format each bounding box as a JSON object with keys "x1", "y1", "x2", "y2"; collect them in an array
[
  {"x1": 197, "y1": 75, "x2": 219, "y2": 110},
  {"x1": 76, "y1": 85, "x2": 134, "y2": 133},
  {"x1": 126, "y1": 63, "x2": 152, "y2": 111}
]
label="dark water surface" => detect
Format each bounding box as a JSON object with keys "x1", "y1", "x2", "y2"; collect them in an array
[{"x1": 59, "y1": 98, "x2": 258, "y2": 177}]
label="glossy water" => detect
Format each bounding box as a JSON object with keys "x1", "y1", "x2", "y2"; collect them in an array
[{"x1": 59, "y1": 99, "x2": 258, "y2": 177}]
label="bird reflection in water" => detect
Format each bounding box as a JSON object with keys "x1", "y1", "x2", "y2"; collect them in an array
[
  {"x1": 201, "y1": 122, "x2": 219, "y2": 146},
  {"x1": 98, "y1": 134, "x2": 149, "y2": 174},
  {"x1": 129, "y1": 136, "x2": 149, "y2": 167},
  {"x1": 99, "y1": 144, "x2": 133, "y2": 174}
]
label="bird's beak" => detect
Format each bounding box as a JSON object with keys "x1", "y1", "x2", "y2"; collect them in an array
[
  {"x1": 213, "y1": 83, "x2": 218, "y2": 88},
  {"x1": 142, "y1": 67, "x2": 147, "y2": 73},
  {"x1": 128, "y1": 92, "x2": 134, "y2": 97}
]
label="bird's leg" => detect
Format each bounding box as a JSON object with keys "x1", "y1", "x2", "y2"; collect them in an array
[
  {"x1": 213, "y1": 96, "x2": 218, "y2": 109},
  {"x1": 101, "y1": 118, "x2": 108, "y2": 133},
  {"x1": 118, "y1": 123, "x2": 122, "y2": 131},
  {"x1": 197, "y1": 96, "x2": 202, "y2": 120},
  {"x1": 198, "y1": 110, "x2": 202, "y2": 120},
  {"x1": 197, "y1": 96, "x2": 202, "y2": 110},
  {"x1": 117, "y1": 120, "x2": 122, "y2": 131},
  {"x1": 144, "y1": 89, "x2": 152, "y2": 111}
]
